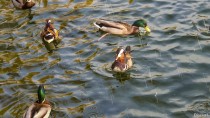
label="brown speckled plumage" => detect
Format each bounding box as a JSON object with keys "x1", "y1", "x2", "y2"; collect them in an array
[
  {"x1": 111, "y1": 46, "x2": 133, "y2": 72},
  {"x1": 12, "y1": 0, "x2": 35, "y2": 9}
]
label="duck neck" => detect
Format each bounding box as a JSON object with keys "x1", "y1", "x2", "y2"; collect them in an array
[
  {"x1": 38, "y1": 98, "x2": 45, "y2": 103},
  {"x1": 132, "y1": 26, "x2": 139, "y2": 34}
]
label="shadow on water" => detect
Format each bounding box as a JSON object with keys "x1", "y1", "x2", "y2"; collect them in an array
[{"x1": 112, "y1": 72, "x2": 131, "y2": 84}]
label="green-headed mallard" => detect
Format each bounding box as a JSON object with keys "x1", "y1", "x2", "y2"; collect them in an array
[
  {"x1": 40, "y1": 19, "x2": 61, "y2": 52},
  {"x1": 23, "y1": 85, "x2": 51, "y2": 118},
  {"x1": 111, "y1": 46, "x2": 133, "y2": 72},
  {"x1": 94, "y1": 19, "x2": 151, "y2": 40},
  {"x1": 12, "y1": 0, "x2": 35, "y2": 9}
]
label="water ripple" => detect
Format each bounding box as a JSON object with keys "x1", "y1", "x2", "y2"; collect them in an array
[{"x1": 1, "y1": 0, "x2": 210, "y2": 117}]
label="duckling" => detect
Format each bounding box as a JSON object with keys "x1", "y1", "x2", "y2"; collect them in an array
[
  {"x1": 12, "y1": 0, "x2": 35, "y2": 9},
  {"x1": 40, "y1": 19, "x2": 61, "y2": 52},
  {"x1": 111, "y1": 46, "x2": 133, "y2": 72},
  {"x1": 93, "y1": 19, "x2": 151, "y2": 40},
  {"x1": 23, "y1": 85, "x2": 51, "y2": 118}
]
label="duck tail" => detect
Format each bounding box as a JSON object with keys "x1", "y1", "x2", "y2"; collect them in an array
[
  {"x1": 125, "y1": 46, "x2": 131, "y2": 53},
  {"x1": 93, "y1": 22, "x2": 101, "y2": 29}
]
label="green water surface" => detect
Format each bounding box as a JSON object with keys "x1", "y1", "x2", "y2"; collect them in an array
[{"x1": 0, "y1": 0, "x2": 210, "y2": 118}]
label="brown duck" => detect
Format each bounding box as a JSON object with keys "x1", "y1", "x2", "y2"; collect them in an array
[
  {"x1": 40, "y1": 19, "x2": 61, "y2": 52},
  {"x1": 111, "y1": 46, "x2": 133, "y2": 72}
]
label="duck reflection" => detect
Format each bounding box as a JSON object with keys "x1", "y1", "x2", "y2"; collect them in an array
[{"x1": 112, "y1": 72, "x2": 131, "y2": 83}]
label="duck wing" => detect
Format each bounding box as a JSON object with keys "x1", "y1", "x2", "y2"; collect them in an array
[
  {"x1": 94, "y1": 19, "x2": 131, "y2": 29},
  {"x1": 94, "y1": 19, "x2": 133, "y2": 35}
]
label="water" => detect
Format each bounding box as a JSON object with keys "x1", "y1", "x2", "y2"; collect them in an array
[{"x1": 1, "y1": 0, "x2": 210, "y2": 118}]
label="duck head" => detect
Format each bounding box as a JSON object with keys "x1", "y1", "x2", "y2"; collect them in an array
[
  {"x1": 46, "y1": 19, "x2": 52, "y2": 25},
  {"x1": 44, "y1": 19, "x2": 58, "y2": 35},
  {"x1": 132, "y1": 19, "x2": 151, "y2": 34},
  {"x1": 37, "y1": 85, "x2": 46, "y2": 103},
  {"x1": 45, "y1": 19, "x2": 54, "y2": 30}
]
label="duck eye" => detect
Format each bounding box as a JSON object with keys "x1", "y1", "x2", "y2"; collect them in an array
[{"x1": 145, "y1": 23, "x2": 147, "y2": 27}]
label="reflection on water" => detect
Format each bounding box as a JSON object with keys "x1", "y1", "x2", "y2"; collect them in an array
[
  {"x1": 113, "y1": 72, "x2": 131, "y2": 83},
  {"x1": 1, "y1": 0, "x2": 210, "y2": 117}
]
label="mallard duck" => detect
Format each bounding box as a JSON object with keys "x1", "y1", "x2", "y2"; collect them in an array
[
  {"x1": 111, "y1": 46, "x2": 133, "y2": 72},
  {"x1": 23, "y1": 85, "x2": 51, "y2": 118},
  {"x1": 12, "y1": 0, "x2": 35, "y2": 9},
  {"x1": 40, "y1": 19, "x2": 61, "y2": 52},
  {"x1": 93, "y1": 19, "x2": 151, "y2": 40}
]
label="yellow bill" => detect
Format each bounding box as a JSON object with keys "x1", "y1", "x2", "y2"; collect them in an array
[{"x1": 145, "y1": 26, "x2": 151, "y2": 33}]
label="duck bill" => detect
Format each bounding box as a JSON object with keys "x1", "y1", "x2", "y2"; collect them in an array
[{"x1": 145, "y1": 26, "x2": 151, "y2": 33}]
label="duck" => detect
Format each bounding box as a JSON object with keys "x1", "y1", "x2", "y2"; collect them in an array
[
  {"x1": 23, "y1": 85, "x2": 51, "y2": 118},
  {"x1": 111, "y1": 46, "x2": 133, "y2": 72},
  {"x1": 93, "y1": 19, "x2": 151, "y2": 40},
  {"x1": 12, "y1": 0, "x2": 35, "y2": 9},
  {"x1": 40, "y1": 19, "x2": 61, "y2": 52}
]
